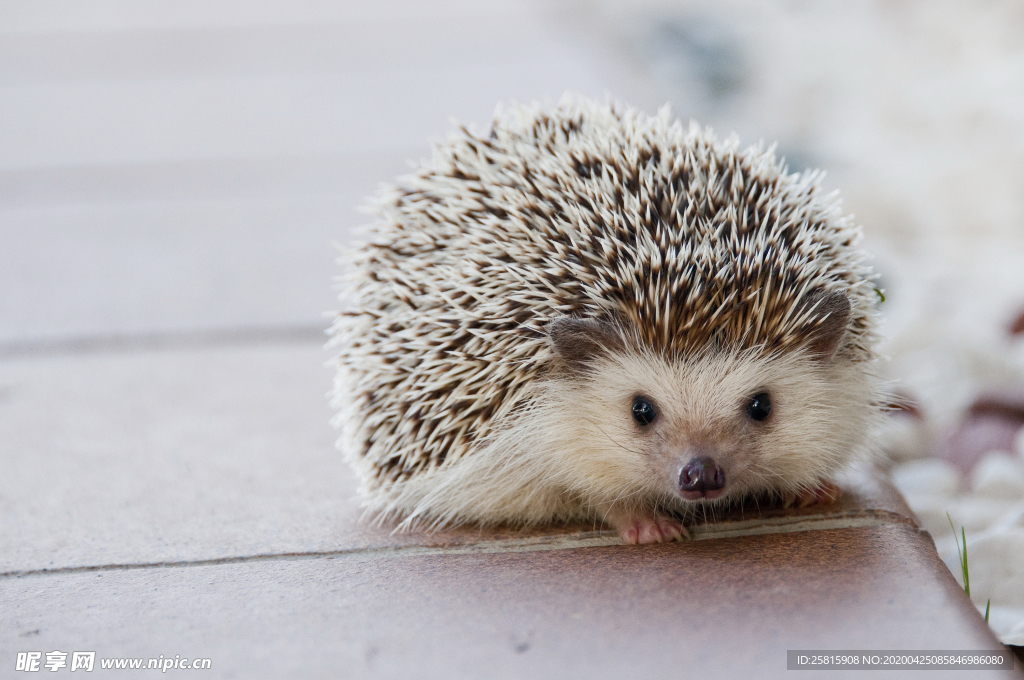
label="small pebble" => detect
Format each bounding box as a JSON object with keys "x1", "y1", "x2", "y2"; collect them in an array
[
  {"x1": 982, "y1": 606, "x2": 1024, "y2": 646},
  {"x1": 929, "y1": 496, "x2": 1013, "y2": 537},
  {"x1": 959, "y1": 530, "x2": 1024, "y2": 609},
  {"x1": 891, "y1": 458, "x2": 961, "y2": 497},
  {"x1": 971, "y1": 451, "x2": 1024, "y2": 500}
]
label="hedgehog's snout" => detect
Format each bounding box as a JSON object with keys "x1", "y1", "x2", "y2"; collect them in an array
[{"x1": 679, "y1": 456, "x2": 726, "y2": 501}]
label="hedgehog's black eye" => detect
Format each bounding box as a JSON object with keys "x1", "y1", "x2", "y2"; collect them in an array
[
  {"x1": 746, "y1": 392, "x2": 772, "y2": 422},
  {"x1": 631, "y1": 396, "x2": 657, "y2": 426}
]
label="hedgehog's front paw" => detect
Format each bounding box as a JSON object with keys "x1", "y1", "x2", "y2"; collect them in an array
[
  {"x1": 614, "y1": 514, "x2": 690, "y2": 545},
  {"x1": 782, "y1": 481, "x2": 842, "y2": 509}
]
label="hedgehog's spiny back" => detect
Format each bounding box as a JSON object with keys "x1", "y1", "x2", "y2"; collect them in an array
[{"x1": 332, "y1": 98, "x2": 878, "y2": 487}]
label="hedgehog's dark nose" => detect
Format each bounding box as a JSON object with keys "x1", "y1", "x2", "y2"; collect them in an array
[{"x1": 679, "y1": 457, "x2": 725, "y2": 500}]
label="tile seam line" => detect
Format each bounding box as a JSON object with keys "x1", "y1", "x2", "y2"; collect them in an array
[{"x1": 0, "y1": 510, "x2": 917, "y2": 580}]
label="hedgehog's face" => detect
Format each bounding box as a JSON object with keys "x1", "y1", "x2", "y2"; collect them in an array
[
  {"x1": 629, "y1": 389, "x2": 770, "y2": 502},
  {"x1": 586, "y1": 349, "x2": 853, "y2": 505},
  {"x1": 545, "y1": 312, "x2": 877, "y2": 511}
]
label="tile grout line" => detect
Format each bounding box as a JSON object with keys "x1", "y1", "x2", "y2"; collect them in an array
[{"x1": 0, "y1": 510, "x2": 917, "y2": 580}]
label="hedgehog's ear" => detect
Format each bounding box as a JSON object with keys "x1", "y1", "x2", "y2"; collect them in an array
[
  {"x1": 546, "y1": 317, "x2": 624, "y2": 372},
  {"x1": 801, "y1": 290, "x2": 851, "y2": 361}
]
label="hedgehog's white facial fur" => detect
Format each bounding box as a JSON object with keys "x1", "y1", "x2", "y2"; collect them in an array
[{"x1": 541, "y1": 345, "x2": 878, "y2": 521}]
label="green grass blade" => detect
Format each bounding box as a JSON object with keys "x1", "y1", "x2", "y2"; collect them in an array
[
  {"x1": 962, "y1": 526, "x2": 970, "y2": 598},
  {"x1": 947, "y1": 513, "x2": 991, "y2": 622},
  {"x1": 947, "y1": 513, "x2": 970, "y2": 597}
]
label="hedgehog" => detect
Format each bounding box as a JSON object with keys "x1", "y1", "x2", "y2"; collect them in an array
[{"x1": 329, "y1": 96, "x2": 884, "y2": 544}]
